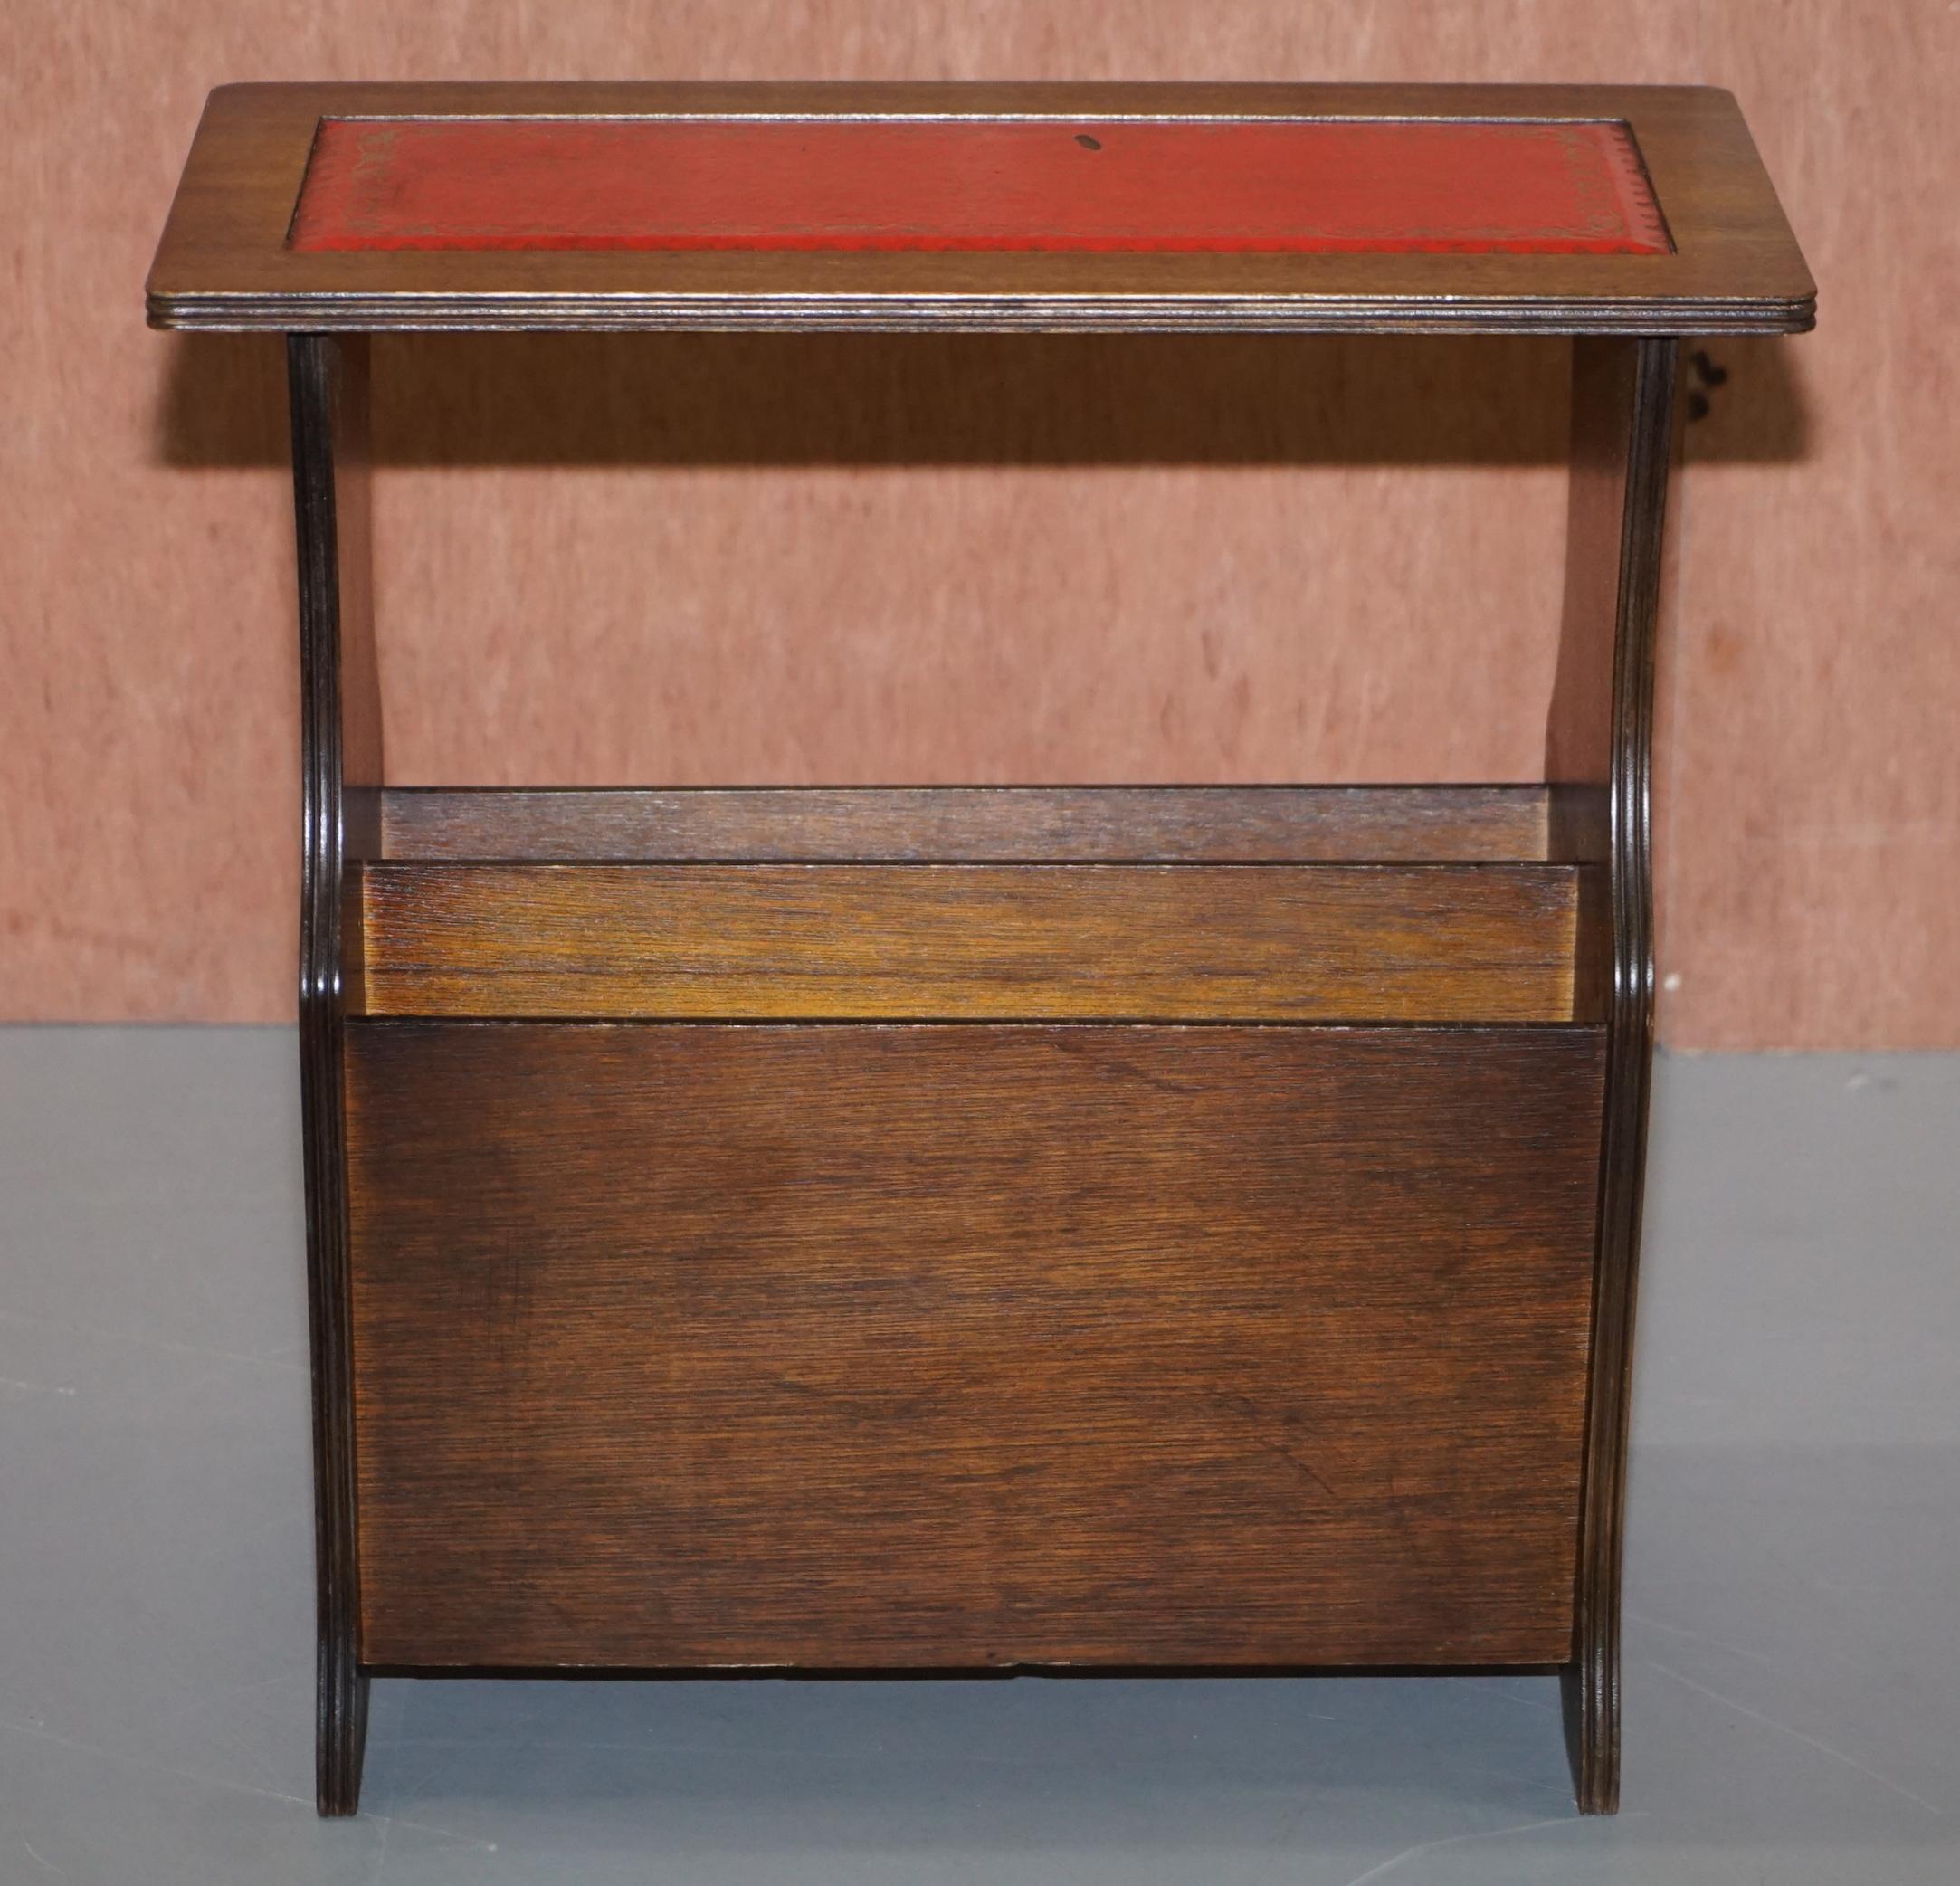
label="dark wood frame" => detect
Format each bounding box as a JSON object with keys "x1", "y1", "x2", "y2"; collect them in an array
[
  {"x1": 284, "y1": 327, "x2": 1672, "y2": 1820},
  {"x1": 1551, "y1": 336, "x2": 1678, "y2": 1813},
  {"x1": 290, "y1": 333, "x2": 378, "y2": 1815},
  {"x1": 170, "y1": 83, "x2": 1807, "y2": 1819}
]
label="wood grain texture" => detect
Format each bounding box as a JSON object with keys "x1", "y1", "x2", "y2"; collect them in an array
[
  {"x1": 377, "y1": 785, "x2": 1592, "y2": 862},
  {"x1": 350, "y1": 862, "x2": 1600, "y2": 1022},
  {"x1": 147, "y1": 83, "x2": 1810, "y2": 333},
  {"x1": 289, "y1": 335, "x2": 373, "y2": 1815},
  {"x1": 344, "y1": 1020, "x2": 1606, "y2": 1670},
  {"x1": 7, "y1": 5, "x2": 1944, "y2": 1048}
]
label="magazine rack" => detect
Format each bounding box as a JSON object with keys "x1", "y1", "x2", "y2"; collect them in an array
[{"x1": 147, "y1": 81, "x2": 1813, "y2": 1816}]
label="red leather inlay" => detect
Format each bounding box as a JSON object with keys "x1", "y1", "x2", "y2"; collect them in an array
[{"x1": 288, "y1": 117, "x2": 1670, "y2": 256}]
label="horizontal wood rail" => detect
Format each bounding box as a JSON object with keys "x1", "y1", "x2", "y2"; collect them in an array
[
  {"x1": 347, "y1": 861, "x2": 1603, "y2": 1024},
  {"x1": 373, "y1": 785, "x2": 1610, "y2": 864}
]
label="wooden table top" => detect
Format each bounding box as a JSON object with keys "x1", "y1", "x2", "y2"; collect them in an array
[{"x1": 146, "y1": 82, "x2": 1814, "y2": 335}]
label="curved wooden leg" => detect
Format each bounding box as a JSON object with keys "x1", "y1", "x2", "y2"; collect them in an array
[
  {"x1": 290, "y1": 331, "x2": 382, "y2": 1816},
  {"x1": 1551, "y1": 335, "x2": 1677, "y2": 1815}
]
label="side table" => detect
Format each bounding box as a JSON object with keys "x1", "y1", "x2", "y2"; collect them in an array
[{"x1": 147, "y1": 81, "x2": 1814, "y2": 1815}]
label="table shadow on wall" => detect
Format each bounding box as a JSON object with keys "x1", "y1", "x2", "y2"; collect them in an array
[{"x1": 151, "y1": 331, "x2": 1810, "y2": 472}]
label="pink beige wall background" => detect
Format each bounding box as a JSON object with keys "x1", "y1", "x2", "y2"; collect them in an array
[{"x1": 3, "y1": 4, "x2": 1955, "y2": 1046}]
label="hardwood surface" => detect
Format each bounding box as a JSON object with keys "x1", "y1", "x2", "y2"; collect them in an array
[
  {"x1": 146, "y1": 82, "x2": 1813, "y2": 333},
  {"x1": 350, "y1": 861, "x2": 1600, "y2": 1022},
  {"x1": 289, "y1": 335, "x2": 374, "y2": 1816},
  {"x1": 378, "y1": 785, "x2": 1604, "y2": 862},
  {"x1": 344, "y1": 1020, "x2": 1606, "y2": 1671}
]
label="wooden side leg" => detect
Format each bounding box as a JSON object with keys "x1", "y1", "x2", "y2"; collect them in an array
[
  {"x1": 290, "y1": 332, "x2": 382, "y2": 1815},
  {"x1": 1548, "y1": 336, "x2": 1679, "y2": 1815}
]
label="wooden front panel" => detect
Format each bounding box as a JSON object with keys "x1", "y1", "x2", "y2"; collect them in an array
[
  {"x1": 346, "y1": 1021, "x2": 1604, "y2": 1670},
  {"x1": 352, "y1": 862, "x2": 1598, "y2": 1022}
]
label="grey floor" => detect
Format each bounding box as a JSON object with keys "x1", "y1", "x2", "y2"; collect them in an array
[{"x1": 1, "y1": 1031, "x2": 1955, "y2": 1884}]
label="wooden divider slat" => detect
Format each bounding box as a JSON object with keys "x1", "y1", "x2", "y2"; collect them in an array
[
  {"x1": 352, "y1": 861, "x2": 1597, "y2": 1023},
  {"x1": 376, "y1": 786, "x2": 1596, "y2": 863}
]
